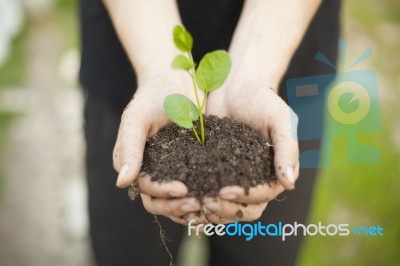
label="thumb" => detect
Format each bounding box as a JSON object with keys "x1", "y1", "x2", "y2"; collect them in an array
[
  {"x1": 114, "y1": 111, "x2": 148, "y2": 188},
  {"x1": 270, "y1": 107, "x2": 299, "y2": 190}
]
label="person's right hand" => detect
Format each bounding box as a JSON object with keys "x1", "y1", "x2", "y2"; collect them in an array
[{"x1": 112, "y1": 73, "x2": 202, "y2": 224}]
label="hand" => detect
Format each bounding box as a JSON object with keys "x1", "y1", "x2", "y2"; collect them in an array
[
  {"x1": 137, "y1": 175, "x2": 202, "y2": 224},
  {"x1": 113, "y1": 74, "x2": 202, "y2": 224},
  {"x1": 203, "y1": 81, "x2": 300, "y2": 223}
]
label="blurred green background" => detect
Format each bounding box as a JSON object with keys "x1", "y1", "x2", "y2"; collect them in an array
[
  {"x1": 0, "y1": 0, "x2": 398, "y2": 265},
  {"x1": 299, "y1": 0, "x2": 400, "y2": 265}
]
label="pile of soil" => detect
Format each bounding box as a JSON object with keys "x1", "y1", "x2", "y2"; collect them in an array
[{"x1": 136, "y1": 116, "x2": 275, "y2": 198}]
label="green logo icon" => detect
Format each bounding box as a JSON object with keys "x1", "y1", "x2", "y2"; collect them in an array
[{"x1": 327, "y1": 81, "x2": 371, "y2": 125}]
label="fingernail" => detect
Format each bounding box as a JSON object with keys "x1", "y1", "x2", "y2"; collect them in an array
[
  {"x1": 116, "y1": 164, "x2": 129, "y2": 186},
  {"x1": 181, "y1": 204, "x2": 197, "y2": 213},
  {"x1": 220, "y1": 193, "x2": 237, "y2": 200},
  {"x1": 206, "y1": 202, "x2": 220, "y2": 212},
  {"x1": 286, "y1": 166, "x2": 295, "y2": 185}
]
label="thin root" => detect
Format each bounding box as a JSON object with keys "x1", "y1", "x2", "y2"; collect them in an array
[{"x1": 153, "y1": 215, "x2": 175, "y2": 266}]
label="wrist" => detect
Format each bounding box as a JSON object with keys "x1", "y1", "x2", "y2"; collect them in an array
[
  {"x1": 228, "y1": 67, "x2": 281, "y2": 93},
  {"x1": 136, "y1": 66, "x2": 191, "y2": 89}
]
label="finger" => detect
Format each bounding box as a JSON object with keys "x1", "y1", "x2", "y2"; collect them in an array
[
  {"x1": 219, "y1": 181, "x2": 285, "y2": 204},
  {"x1": 168, "y1": 216, "x2": 188, "y2": 225},
  {"x1": 169, "y1": 215, "x2": 205, "y2": 226},
  {"x1": 115, "y1": 105, "x2": 149, "y2": 188},
  {"x1": 203, "y1": 198, "x2": 267, "y2": 222},
  {"x1": 184, "y1": 212, "x2": 208, "y2": 225},
  {"x1": 141, "y1": 194, "x2": 201, "y2": 217},
  {"x1": 204, "y1": 89, "x2": 229, "y2": 117},
  {"x1": 269, "y1": 106, "x2": 299, "y2": 190},
  {"x1": 170, "y1": 213, "x2": 208, "y2": 226},
  {"x1": 203, "y1": 197, "x2": 239, "y2": 219},
  {"x1": 137, "y1": 175, "x2": 187, "y2": 198},
  {"x1": 112, "y1": 139, "x2": 122, "y2": 170},
  {"x1": 204, "y1": 213, "x2": 234, "y2": 224},
  {"x1": 167, "y1": 212, "x2": 206, "y2": 224},
  {"x1": 238, "y1": 202, "x2": 268, "y2": 222}
]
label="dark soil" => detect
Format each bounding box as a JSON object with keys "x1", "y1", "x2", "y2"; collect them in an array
[{"x1": 138, "y1": 116, "x2": 275, "y2": 198}]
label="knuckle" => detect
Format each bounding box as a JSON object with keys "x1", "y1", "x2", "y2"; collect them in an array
[
  {"x1": 166, "y1": 201, "x2": 183, "y2": 216},
  {"x1": 244, "y1": 213, "x2": 262, "y2": 222},
  {"x1": 253, "y1": 192, "x2": 270, "y2": 203},
  {"x1": 251, "y1": 209, "x2": 264, "y2": 221},
  {"x1": 225, "y1": 206, "x2": 240, "y2": 218},
  {"x1": 217, "y1": 203, "x2": 228, "y2": 216},
  {"x1": 170, "y1": 208, "x2": 182, "y2": 217},
  {"x1": 241, "y1": 209, "x2": 262, "y2": 222},
  {"x1": 206, "y1": 214, "x2": 220, "y2": 224},
  {"x1": 136, "y1": 182, "x2": 148, "y2": 195},
  {"x1": 140, "y1": 182, "x2": 158, "y2": 196},
  {"x1": 142, "y1": 200, "x2": 155, "y2": 214},
  {"x1": 262, "y1": 195, "x2": 271, "y2": 202}
]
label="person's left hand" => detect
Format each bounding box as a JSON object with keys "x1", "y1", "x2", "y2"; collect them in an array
[{"x1": 199, "y1": 80, "x2": 300, "y2": 224}]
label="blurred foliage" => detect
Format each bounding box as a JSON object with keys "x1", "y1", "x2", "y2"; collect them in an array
[
  {"x1": 298, "y1": 0, "x2": 400, "y2": 265},
  {"x1": 349, "y1": 0, "x2": 400, "y2": 26},
  {"x1": 0, "y1": 16, "x2": 27, "y2": 196},
  {"x1": 0, "y1": 112, "x2": 18, "y2": 197},
  {"x1": 0, "y1": 0, "x2": 79, "y2": 196},
  {"x1": 55, "y1": 0, "x2": 77, "y2": 11},
  {"x1": 298, "y1": 118, "x2": 400, "y2": 266},
  {"x1": 344, "y1": 0, "x2": 400, "y2": 88},
  {"x1": 54, "y1": 0, "x2": 79, "y2": 51},
  {"x1": 0, "y1": 26, "x2": 27, "y2": 87}
]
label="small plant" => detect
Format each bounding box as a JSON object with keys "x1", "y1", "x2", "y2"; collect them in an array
[{"x1": 163, "y1": 25, "x2": 231, "y2": 145}]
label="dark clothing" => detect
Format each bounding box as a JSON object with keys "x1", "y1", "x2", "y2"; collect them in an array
[
  {"x1": 84, "y1": 98, "x2": 185, "y2": 266},
  {"x1": 80, "y1": 0, "x2": 340, "y2": 265},
  {"x1": 79, "y1": 0, "x2": 340, "y2": 111}
]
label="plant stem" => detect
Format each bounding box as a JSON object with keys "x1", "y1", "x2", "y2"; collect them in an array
[
  {"x1": 191, "y1": 125, "x2": 201, "y2": 144},
  {"x1": 188, "y1": 51, "x2": 205, "y2": 145},
  {"x1": 201, "y1": 91, "x2": 208, "y2": 110}
]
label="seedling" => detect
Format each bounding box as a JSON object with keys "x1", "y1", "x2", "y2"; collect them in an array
[{"x1": 163, "y1": 25, "x2": 231, "y2": 145}]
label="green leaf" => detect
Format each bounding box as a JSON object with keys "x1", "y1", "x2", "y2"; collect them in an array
[
  {"x1": 173, "y1": 25, "x2": 193, "y2": 52},
  {"x1": 164, "y1": 94, "x2": 199, "y2": 129},
  {"x1": 196, "y1": 50, "x2": 231, "y2": 92},
  {"x1": 171, "y1": 55, "x2": 193, "y2": 70}
]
